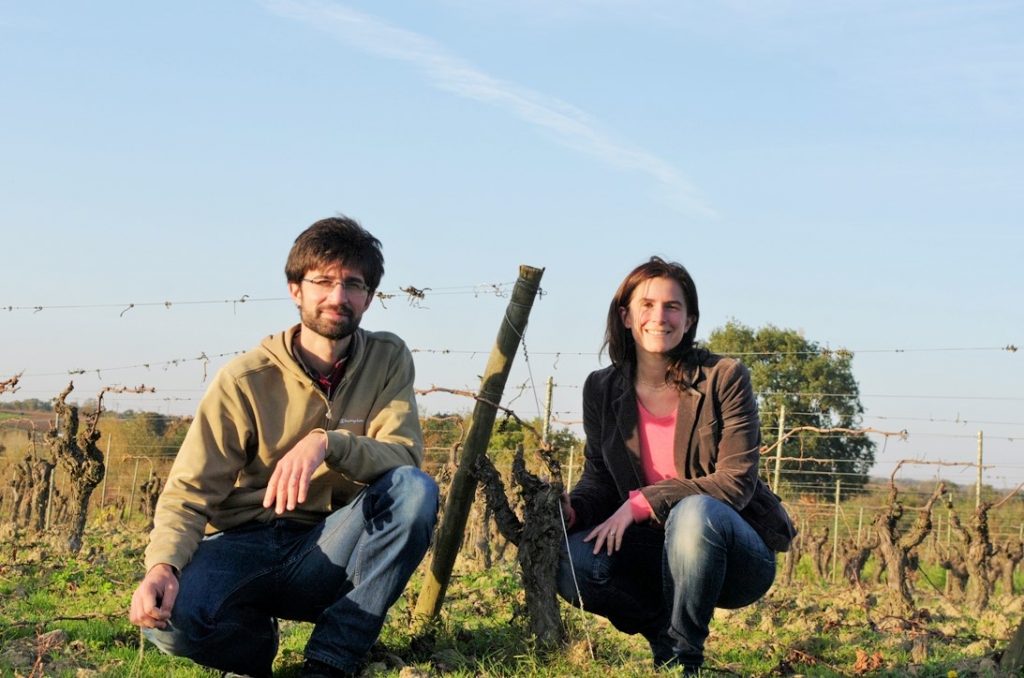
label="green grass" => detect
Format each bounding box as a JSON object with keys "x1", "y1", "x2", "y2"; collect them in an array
[{"x1": 0, "y1": 527, "x2": 1020, "y2": 677}]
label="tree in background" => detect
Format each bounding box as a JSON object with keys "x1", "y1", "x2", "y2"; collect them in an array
[
  {"x1": 100, "y1": 412, "x2": 190, "y2": 464},
  {"x1": 117, "y1": 412, "x2": 188, "y2": 459},
  {"x1": 706, "y1": 321, "x2": 875, "y2": 496},
  {"x1": 0, "y1": 397, "x2": 52, "y2": 412},
  {"x1": 489, "y1": 416, "x2": 580, "y2": 467},
  {"x1": 421, "y1": 413, "x2": 466, "y2": 451}
]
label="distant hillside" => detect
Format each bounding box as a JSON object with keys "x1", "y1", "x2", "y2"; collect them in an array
[
  {"x1": 0, "y1": 397, "x2": 53, "y2": 413},
  {"x1": 0, "y1": 406, "x2": 53, "y2": 429}
]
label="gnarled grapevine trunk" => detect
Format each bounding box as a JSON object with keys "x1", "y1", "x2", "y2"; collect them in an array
[
  {"x1": 992, "y1": 539, "x2": 1023, "y2": 596},
  {"x1": 46, "y1": 383, "x2": 105, "y2": 554},
  {"x1": 474, "y1": 445, "x2": 565, "y2": 650},
  {"x1": 10, "y1": 454, "x2": 54, "y2": 531},
  {"x1": 139, "y1": 474, "x2": 163, "y2": 531},
  {"x1": 839, "y1": 535, "x2": 878, "y2": 586},
  {"x1": 937, "y1": 545, "x2": 969, "y2": 599},
  {"x1": 873, "y1": 482, "x2": 945, "y2": 617},
  {"x1": 948, "y1": 502, "x2": 996, "y2": 613},
  {"x1": 808, "y1": 527, "x2": 830, "y2": 580}
]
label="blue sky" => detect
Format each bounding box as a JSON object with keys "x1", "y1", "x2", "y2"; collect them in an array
[{"x1": 1, "y1": 1, "x2": 1021, "y2": 489}]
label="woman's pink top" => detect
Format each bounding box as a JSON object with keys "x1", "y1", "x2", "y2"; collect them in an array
[{"x1": 628, "y1": 400, "x2": 678, "y2": 522}]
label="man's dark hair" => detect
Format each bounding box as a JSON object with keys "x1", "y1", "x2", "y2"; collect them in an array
[{"x1": 285, "y1": 216, "x2": 385, "y2": 293}]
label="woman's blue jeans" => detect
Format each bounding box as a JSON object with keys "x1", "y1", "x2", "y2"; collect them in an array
[
  {"x1": 556, "y1": 494, "x2": 777, "y2": 669},
  {"x1": 144, "y1": 466, "x2": 439, "y2": 677}
]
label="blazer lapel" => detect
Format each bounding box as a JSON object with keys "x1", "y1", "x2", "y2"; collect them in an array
[
  {"x1": 611, "y1": 373, "x2": 646, "y2": 489},
  {"x1": 673, "y1": 365, "x2": 706, "y2": 478}
]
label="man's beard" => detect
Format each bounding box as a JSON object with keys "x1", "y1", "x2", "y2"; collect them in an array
[{"x1": 300, "y1": 304, "x2": 361, "y2": 341}]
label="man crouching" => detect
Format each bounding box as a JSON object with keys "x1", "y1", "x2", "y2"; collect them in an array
[{"x1": 129, "y1": 216, "x2": 438, "y2": 677}]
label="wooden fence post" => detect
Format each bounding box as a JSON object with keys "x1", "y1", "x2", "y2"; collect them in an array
[
  {"x1": 831, "y1": 478, "x2": 841, "y2": 582},
  {"x1": 772, "y1": 404, "x2": 785, "y2": 492},
  {"x1": 415, "y1": 265, "x2": 545, "y2": 622},
  {"x1": 125, "y1": 458, "x2": 141, "y2": 520},
  {"x1": 566, "y1": 443, "x2": 577, "y2": 490},
  {"x1": 44, "y1": 468, "x2": 56, "y2": 530},
  {"x1": 99, "y1": 436, "x2": 111, "y2": 510},
  {"x1": 976, "y1": 430, "x2": 983, "y2": 509},
  {"x1": 541, "y1": 376, "x2": 554, "y2": 444}
]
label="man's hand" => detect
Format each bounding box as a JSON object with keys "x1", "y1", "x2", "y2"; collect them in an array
[
  {"x1": 129, "y1": 563, "x2": 178, "y2": 629},
  {"x1": 263, "y1": 429, "x2": 328, "y2": 514},
  {"x1": 584, "y1": 500, "x2": 635, "y2": 555}
]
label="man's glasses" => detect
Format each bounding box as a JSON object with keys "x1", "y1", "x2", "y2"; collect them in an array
[{"x1": 302, "y1": 278, "x2": 371, "y2": 297}]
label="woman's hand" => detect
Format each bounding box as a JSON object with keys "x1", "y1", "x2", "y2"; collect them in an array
[
  {"x1": 584, "y1": 500, "x2": 635, "y2": 555},
  {"x1": 560, "y1": 492, "x2": 576, "y2": 527}
]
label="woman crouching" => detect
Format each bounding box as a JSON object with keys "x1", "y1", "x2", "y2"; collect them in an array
[{"x1": 558, "y1": 256, "x2": 796, "y2": 674}]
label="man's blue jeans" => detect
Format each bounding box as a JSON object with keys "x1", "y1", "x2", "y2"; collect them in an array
[
  {"x1": 145, "y1": 466, "x2": 439, "y2": 677},
  {"x1": 556, "y1": 494, "x2": 777, "y2": 669}
]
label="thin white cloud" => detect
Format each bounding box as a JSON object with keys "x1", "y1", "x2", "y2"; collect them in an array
[{"x1": 262, "y1": 0, "x2": 716, "y2": 217}]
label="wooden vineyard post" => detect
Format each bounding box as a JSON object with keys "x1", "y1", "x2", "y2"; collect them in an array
[
  {"x1": 541, "y1": 376, "x2": 554, "y2": 444},
  {"x1": 831, "y1": 478, "x2": 841, "y2": 582},
  {"x1": 44, "y1": 469, "x2": 56, "y2": 530},
  {"x1": 415, "y1": 265, "x2": 545, "y2": 622},
  {"x1": 125, "y1": 457, "x2": 142, "y2": 521},
  {"x1": 99, "y1": 436, "x2": 111, "y2": 510},
  {"x1": 772, "y1": 404, "x2": 785, "y2": 492},
  {"x1": 976, "y1": 430, "x2": 983, "y2": 509}
]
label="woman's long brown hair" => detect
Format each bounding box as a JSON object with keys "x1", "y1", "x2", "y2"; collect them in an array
[{"x1": 602, "y1": 256, "x2": 706, "y2": 388}]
